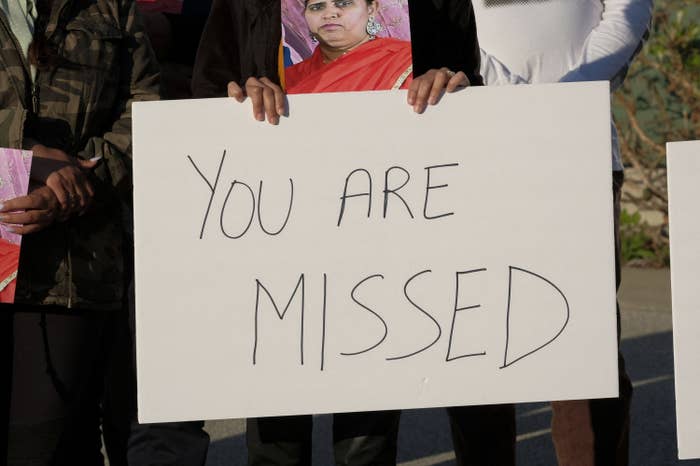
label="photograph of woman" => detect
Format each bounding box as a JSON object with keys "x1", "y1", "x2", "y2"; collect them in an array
[{"x1": 283, "y1": 0, "x2": 413, "y2": 93}]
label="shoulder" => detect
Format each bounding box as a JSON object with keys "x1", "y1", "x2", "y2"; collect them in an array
[
  {"x1": 370, "y1": 37, "x2": 412, "y2": 57},
  {"x1": 285, "y1": 48, "x2": 319, "y2": 85}
]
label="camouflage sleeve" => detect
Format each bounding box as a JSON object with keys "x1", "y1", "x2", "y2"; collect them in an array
[
  {"x1": 77, "y1": 0, "x2": 160, "y2": 203},
  {"x1": 0, "y1": 107, "x2": 27, "y2": 149}
]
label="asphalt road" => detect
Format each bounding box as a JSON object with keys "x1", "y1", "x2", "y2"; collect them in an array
[{"x1": 200, "y1": 267, "x2": 700, "y2": 466}]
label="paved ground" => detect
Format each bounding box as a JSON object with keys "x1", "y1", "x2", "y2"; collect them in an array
[{"x1": 199, "y1": 267, "x2": 699, "y2": 466}]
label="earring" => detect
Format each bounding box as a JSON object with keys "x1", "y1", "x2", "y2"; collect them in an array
[
  {"x1": 366, "y1": 16, "x2": 383, "y2": 39},
  {"x1": 309, "y1": 32, "x2": 318, "y2": 43}
]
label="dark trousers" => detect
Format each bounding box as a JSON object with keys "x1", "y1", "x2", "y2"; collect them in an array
[
  {"x1": 100, "y1": 281, "x2": 210, "y2": 466},
  {"x1": 551, "y1": 171, "x2": 633, "y2": 466},
  {"x1": 0, "y1": 308, "x2": 109, "y2": 466},
  {"x1": 126, "y1": 420, "x2": 210, "y2": 466},
  {"x1": 247, "y1": 411, "x2": 401, "y2": 466},
  {"x1": 446, "y1": 404, "x2": 516, "y2": 466}
]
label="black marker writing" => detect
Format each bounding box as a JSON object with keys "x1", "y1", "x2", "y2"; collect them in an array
[
  {"x1": 187, "y1": 150, "x2": 226, "y2": 239},
  {"x1": 253, "y1": 274, "x2": 305, "y2": 365},
  {"x1": 220, "y1": 181, "x2": 255, "y2": 239},
  {"x1": 386, "y1": 269, "x2": 441, "y2": 361},
  {"x1": 337, "y1": 168, "x2": 372, "y2": 227},
  {"x1": 257, "y1": 179, "x2": 294, "y2": 236},
  {"x1": 340, "y1": 274, "x2": 388, "y2": 356},
  {"x1": 446, "y1": 269, "x2": 487, "y2": 362},
  {"x1": 423, "y1": 163, "x2": 459, "y2": 220},
  {"x1": 383, "y1": 166, "x2": 414, "y2": 219},
  {"x1": 500, "y1": 266, "x2": 570, "y2": 368}
]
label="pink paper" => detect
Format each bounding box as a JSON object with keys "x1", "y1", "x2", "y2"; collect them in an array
[{"x1": 0, "y1": 148, "x2": 32, "y2": 245}]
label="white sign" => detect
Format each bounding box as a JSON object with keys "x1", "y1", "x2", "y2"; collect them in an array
[
  {"x1": 133, "y1": 82, "x2": 619, "y2": 423},
  {"x1": 667, "y1": 140, "x2": 700, "y2": 460}
]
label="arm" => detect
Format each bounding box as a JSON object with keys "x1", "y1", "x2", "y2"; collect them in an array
[
  {"x1": 479, "y1": 49, "x2": 529, "y2": 86},
  {"x1": 191, "y1": 0, "x2": 285, "y2": 123},
  {"x1": 76, "y1": 0, "x2": 160, "y2": 202},
  {"x1": 191, "y1": 0, "x2": 242, "y2": 98},
  {"x1": 409, "y1": 0, "x2": 484, "y2": 86},
  {"x1": 192, "y1": 0, "x2": 282, "y2": 98},
  {"x1": 559, "y1": 0, "x2": 653, "y2": 89}
]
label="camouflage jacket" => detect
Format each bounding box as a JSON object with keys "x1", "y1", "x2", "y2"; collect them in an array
[{"x1": 0, "y1": 0, "x2": 159, "y2": 309}]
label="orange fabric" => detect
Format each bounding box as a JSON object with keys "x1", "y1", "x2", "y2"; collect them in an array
[
  {"x1": 0, "y1": 238, "x2": 20, "y2": 303},
  {"x1": 285, "y1": 38, "x2": 413, "y2": 94},
  {"x1": 279, "y1": 40, "x2": 287, "y2": 91}
]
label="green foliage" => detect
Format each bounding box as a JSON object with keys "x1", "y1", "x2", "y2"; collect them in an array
[
  {"x1": 619, "y1": 210, "x2": 669, "y2": 266},
  {"x1": 613, "y1": 0, "x2": 698, "y2": 267}
]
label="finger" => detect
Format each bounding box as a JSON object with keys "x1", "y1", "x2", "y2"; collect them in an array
[
  {"x1": 245, "y1": 83, "x2": 265, "y2": 121},
  {"x1": 4, "y1": 221, "x2": 51, "y2": 235},
  {"x1": 227, "y1": 81, "x2": 245, "y2": 102},
  {"x1": 62, "y1": 171, "x2": 87, "y2": 212},
  {"x1": 73, "y1": 183, "x2": 89, "y2": 211},
  {"x1": 77, "y1": 174, "x2": 95, "y2": 210},
  {"x1": 0, "y1": 193, "x2": 45, "y2": 212},
  {"x1": 407, "y1": 78, "x2": 421, "y2": 106},
  {"x1": 446, "y1": 71, "x2": 469, "y2": 92},
  {"x1": 262, "y1": 86, "x2": 279, "y2": 125},
  {"x1": 414, "y1": 77, "x2": 434, "y2": 114},
  {"x1": 77, "y1": 158, "x2": 99, "y2": 170},
  {"x1": 49, "y1": 176, "x2": 71, "y2": 212},
  {"x1": 428, "y1": 70, "x2": 449, "y2": 105},
  {"x1": 260, "y1": 77, "x2": 286, "y2": 116},
  {"x1": 84, "y1": 178, "x2": 95, "y2": 199},
  {"x1": 0, "y1": 209, "x2": 49, "y2": 225}
]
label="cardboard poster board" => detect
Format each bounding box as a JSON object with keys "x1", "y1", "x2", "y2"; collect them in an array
[
  {"x1": 667, "y1": 140, "x2": 700, "y2": 460},
  {"x1": 133, "y1": 82, "x2": 619, "y2": 423}
]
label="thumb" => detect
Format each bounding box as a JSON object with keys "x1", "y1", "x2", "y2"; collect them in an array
[
  {"x1": 77, "y1": 156, "x2": 101, "y2": 170},
  {"x1": 228, "y1": 81, "x2": 246, "y2": 102}
]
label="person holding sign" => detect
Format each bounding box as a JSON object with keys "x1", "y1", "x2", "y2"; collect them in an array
[
  {"x1": 470, "y1": 0, "x2": 653, "y2": 464},
  {"x1": 192, "y1": 1, "x2": 517, "y2": 465},
  {"x1": 0, "y1": 0, "x2": 159, "y2": 462},
  {"x1": 193, "y1": 0, "x2": 483, "y2": 120},
  {"x1": 284, "y1": 0, "x2": 414, "y2": 93}
]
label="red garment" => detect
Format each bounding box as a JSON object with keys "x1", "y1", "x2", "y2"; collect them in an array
[
  {"x1": 285, "y1": 37, "x2": 413, "y2": 94},
  {"x1": 0, "y1": 238, "x2": 20, "y2": 303}
]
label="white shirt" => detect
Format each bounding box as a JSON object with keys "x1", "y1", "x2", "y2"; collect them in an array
[{"x1": 472, "y1": 0, "x2": 653, "y2": 170}]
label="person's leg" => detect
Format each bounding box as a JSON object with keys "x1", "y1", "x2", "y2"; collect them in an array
[
  {"x1": 7, "y1": 309, "x2": 108, "y2": 466},
  {"x1": 119, "y1": 280, "x2": 210, "y2": 466},
  {"x1": 246, "y1": 415, "x2": 312, "y2": 466},
  {"x1": 445, "y1": 404, "x2": 516, "y2": 466},
  {"x1": 0, "y1": 310, "x2": 14, "y2": 464},
  {"x1": 332, "y1": 410, "x2": 401, "y2": 466},
  {"x1": 101, "y1": 309, "x2": 134, "y2": 466},
  {"x1": 551, "y1": 171, "x2": 632, "y2": 466},
  {"x1": 128, "y1": 421, "x2": 210, "y2": 466}
]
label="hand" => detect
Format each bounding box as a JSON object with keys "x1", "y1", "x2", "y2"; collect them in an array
[
  {"x1": 30, "y1": 144, "x2": 97, "y2": 218},
  {"x1": 0, "y1": 185, "x2": 62, "y2": 234},
  {"x1": 407, "y1": 67, "x2": 470, "y2": 114},
  {"x1": 228, "y1": 77, "x2": 286, "y2": 125}
]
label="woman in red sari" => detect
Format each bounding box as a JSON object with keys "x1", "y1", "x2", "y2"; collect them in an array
[{"x1": 285, "y1": 0, "x2": 413, "y2": 93}]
